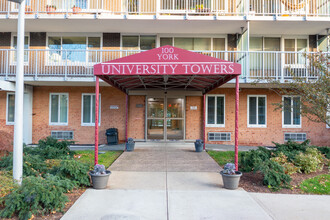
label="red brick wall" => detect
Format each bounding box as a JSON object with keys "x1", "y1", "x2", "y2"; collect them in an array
[
  {"x1": 128, "y1": 95, "x2": 145, "y2": 139},
  {"x1": 185, "y1": 96, "x2": 203, "y2": 140},
  {"x1": 206, "y1": 88, "x2": 330, "y2": 146},
  {"x1": 0, "y1": 91, "x2": 14, "y2": 152},
  {"x1": 32, "y1": 86, "x2": 126, "y2": 144},
  {"x1": 1, "y1": 87, "x2": 329, "y2": 148}
]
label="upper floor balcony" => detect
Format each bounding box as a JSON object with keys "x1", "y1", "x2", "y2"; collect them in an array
[
  {"x1": 0, "y1": 0, "x2": 329, "y2": 20},
  {"x1": 0, "y1": 49, "x2": 327, "y2": 83}
]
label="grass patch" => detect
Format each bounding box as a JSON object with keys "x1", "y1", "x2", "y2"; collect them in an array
[
  {"x1": 74, "y1": 150, "x2": 123, "y2": 169},
  {"x1": 300, "y1": 174, "x2": 330, "y2": 195},
  {"x1": 207, "y1": 151, "x2": 242, "y2": 167}
]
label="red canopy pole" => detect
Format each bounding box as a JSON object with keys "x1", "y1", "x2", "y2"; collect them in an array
[
  {"x1": 125, "y1": 94, "x2": 128, "y2": 151},
  {"x1": 94, "y1": 76, "x2": 99, "y2": 165},
  {"x1": 203, "y1": 94, "x2": 206, "y2": 150},
  {"x1": 235, "y1": 75, "x2": 239, "y2": 171}
]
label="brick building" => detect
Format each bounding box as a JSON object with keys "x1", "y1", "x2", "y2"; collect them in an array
[{"x1": 0, "y1": 0, "x2": 329, "y2": 151}]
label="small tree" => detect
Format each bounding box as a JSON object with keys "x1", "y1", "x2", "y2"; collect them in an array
[{"x1": 265, "y1": 52, "x2": 330, "y2": 127}]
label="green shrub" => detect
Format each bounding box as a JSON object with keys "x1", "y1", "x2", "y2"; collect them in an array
[
  {"x1": 0, "y1": 171, "x2": 19, "y2": 205},
  {"x1": 0, "y1": 175, "x2": 74, "y2": 220},
  {"x1": 51, "y1": 159, "x2": 90, "y2": 187},
  {"x1": 300, "y1": 174, "x2": 330, "y2": 195},
  {"x1": 273, "y1": 140, "x2": 311, "y2": 161},
  {"x1": 37, "y1": 137, "x2": 75, "y2": 159},
  {"x1": 294, "y1": 147, "x2": 324, "y2": 174},
  {"x1": 270, "y1": 152, "x2": 300, "y2": 175},
  {"x1": 317, "y1": 146, "x2": 330, "y2": 159},
  {"x1": 240, "y1": 147, "x2": 272, "y2": 172},
  {"x1": 0, "y1": 153, "x2": 47, "y2": 176},
  {"x1": 255, "y1": 160, "x2": 292, "y2": 191}
]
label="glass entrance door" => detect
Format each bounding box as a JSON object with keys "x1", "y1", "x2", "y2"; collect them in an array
[{"x1": 147, "y1": 96, "x2": 184, "y2": 141}]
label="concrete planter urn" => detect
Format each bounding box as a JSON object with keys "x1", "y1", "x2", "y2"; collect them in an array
[
  {"x1": 126, "y1": 138, "x2": 135, "y2": 152},
  {"x1": 220, "y1": 163, "x2": 242, "y2": 190},
  {"x1": 89, "y1": 164, "x2": 111, "y2": 189},
  {"x1": 194, "y1": 139, "x2": 203, "y2": 152}
]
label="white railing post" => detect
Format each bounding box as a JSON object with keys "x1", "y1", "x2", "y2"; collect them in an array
[
  {"x1": 65, "y1": 50, "x2": 68, "y2": 80},
  {"x1": 156, "y1": 0, "x2": 160, "y2": 18},
  {"x1": 5, "y1": 50, "x2": 9, "y2": 80},
  {"x1": 34, "y1": 50, "x2": 38, "y2": 79},
  {"x1": 281, "y1": 51, "x2": 285, "y2": 82}
]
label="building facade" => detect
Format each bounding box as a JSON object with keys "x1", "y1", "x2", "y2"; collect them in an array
[{"x1": 0, "y1": 0, "x2": 329, "y2": 151}]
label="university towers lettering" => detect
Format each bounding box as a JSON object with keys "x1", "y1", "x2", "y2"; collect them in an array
[{"x1": 98, "y1": 47, "x2": 236, "y2": 75}]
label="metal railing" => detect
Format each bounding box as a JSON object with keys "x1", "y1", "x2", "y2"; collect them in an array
[
  {"x1": 249, "y1": 0, "x2": 330, "y2": 17},
  {"x1": 0, "y1": 0, "x2": 328, "y2": 17},
  {"x1": 0, "y1": 49, "x2": 327, "y2": 81}
]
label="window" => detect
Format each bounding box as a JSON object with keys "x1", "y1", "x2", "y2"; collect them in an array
[
  {"x1": 6, "y1": 93, "x2": 15, "y2": 124},
  {"x1": 48, "y1": 36, "x2": 101, "y2": 63},
  {"x1": 50, "y1": 93, "x2": 68, "y2": 125},
  {"x1": 248, "y1": 95, "x2": 266, "y2": 127},
  {"x1": 82, "y1": 94, "x2": 101, "y2": 126},
  {"x1": 249, "y1": 37, "x2": 280, "y2": 72},
  {"x1": 122, "y1": 35, "x2": 156, "y2": 50},
  {"x1": 206, "y1": 95, "x2": 225, "y2": 127},
  {"x1": 283, "y1": 96, "x2": 301, "y2": 128},
  {"x1": 160, "y1": 37, "x2": 225, "y2": 51},
  {"x1": 284, "y1": 38, "x2": 308, "y2": 65},
  {"x1": 12, "y1": 36, "x2": 29, "y2": 63}
]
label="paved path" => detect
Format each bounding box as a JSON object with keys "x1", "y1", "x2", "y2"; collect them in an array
[{"x1": 63, "y1": 143, "x2": 330, "y2": 220}]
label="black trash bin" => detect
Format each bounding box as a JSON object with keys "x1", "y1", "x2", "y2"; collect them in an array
[{"x1": 105, "y1": 128, "x2": 118, "y2": 145}]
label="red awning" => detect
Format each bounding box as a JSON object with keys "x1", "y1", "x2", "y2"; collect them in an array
[{"x1": 93, "y1": 46, "x2": 241, "y2": 94}]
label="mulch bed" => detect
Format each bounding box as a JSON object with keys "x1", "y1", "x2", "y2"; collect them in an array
[
  {"x1": 1, "y1": 188, "x2": 86, "y2": 220},
  {"x1": 240, "y1": 166, "x2": 329, "y2": 194}
]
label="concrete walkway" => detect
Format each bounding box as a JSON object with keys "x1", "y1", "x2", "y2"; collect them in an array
[{"x1": 63, "y1": 143, "x2": 330, "y2": 220}]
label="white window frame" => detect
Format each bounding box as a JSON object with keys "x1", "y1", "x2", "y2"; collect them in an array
[
  {"x1": 81, "y1": 93, "x2": 101, "y2": 126},
  {"x1": 206, "y1": 94, "x2": 225, "y2": 127},
  {"x1": 6, "y1": 93, "x2": 15, "y2": 125},
  {"x1": 157, "y1": 34, "x2": 228, "y2": 51},
  {"x1": 247, "y1": 95, "x2": 267, "y2": 128},
  {"x1": 121, "y1": 34, "x2": 157, "y2": 50},
  {"x1": 46, "y1": 33, "x2": 102, "y2": 66},
  {"x1": 11, "y1": 34, "x2": 30, "y2": 65},
  {"x1": 282, "y1": 95, "x2": 302, "y2": 128},
  {"x1": 49, "y1": 93, "x2": 69, "y2": 126}
]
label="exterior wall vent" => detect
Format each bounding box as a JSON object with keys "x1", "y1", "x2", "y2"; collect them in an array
[
  {"x1": 208, "y1": 132, "x2": 231, "y2": 141},
  {"x1": 51, "y1": 131, "x2": 74, "y2": 140},
  {"x1": 284, "y1": 133, "x2": 306, "y2": 142}
]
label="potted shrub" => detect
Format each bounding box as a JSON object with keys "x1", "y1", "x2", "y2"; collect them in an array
[
  {"x1": 194, "y1": 139, "x2": 203, "y2": 152},
  {"x1": 46, "y1": 5, "x2": 56, "y2": 14},
  {"x1": 72, "y1": 5, "x2": 81, "y2": 14},
  {"x1": 126, "y1": 138, "x2": 135, "y2": 151},
  {"x1": 220, "y1": 163, "x2": 242, "y2": 190},
  {"x1": 89, "y1": 164, "x2": 111, "y2": 189}
]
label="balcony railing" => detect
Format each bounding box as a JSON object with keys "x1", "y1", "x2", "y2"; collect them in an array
[
  {"x1": 0, "y1": 0, "x2": 328, "y2": 18},
  {"x1": 0, "y1": 49, "x2": 327, "y2": 81}
]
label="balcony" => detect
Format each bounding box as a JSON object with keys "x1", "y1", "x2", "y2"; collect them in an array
[
  {"x1": 0, "y1": 49, "x2": 327, "y2": 82},
  {"x1": 0, "y1": 0, "x2": 328, "y2": 19}
]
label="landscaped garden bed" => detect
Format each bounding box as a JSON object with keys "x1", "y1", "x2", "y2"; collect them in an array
[
  {"x1": 208, "y1": 140, "x2": 329, "y2": 195},
  {"x1": 0, "y1": 137, "x2": 122, "y2": 220}
]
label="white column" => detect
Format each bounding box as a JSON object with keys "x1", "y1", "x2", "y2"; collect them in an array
[{"x1": 13, "y1": 0, "x2": 26, "y2": 185}]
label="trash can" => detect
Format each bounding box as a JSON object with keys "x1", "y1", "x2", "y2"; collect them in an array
[{"x1": 105, "y1": 128, "x2": 118, "y2": 145}]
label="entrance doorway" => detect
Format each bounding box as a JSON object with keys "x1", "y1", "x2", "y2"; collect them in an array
[{"x1": 146, "y1": 96, "x2": 185, "y2": 141}]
